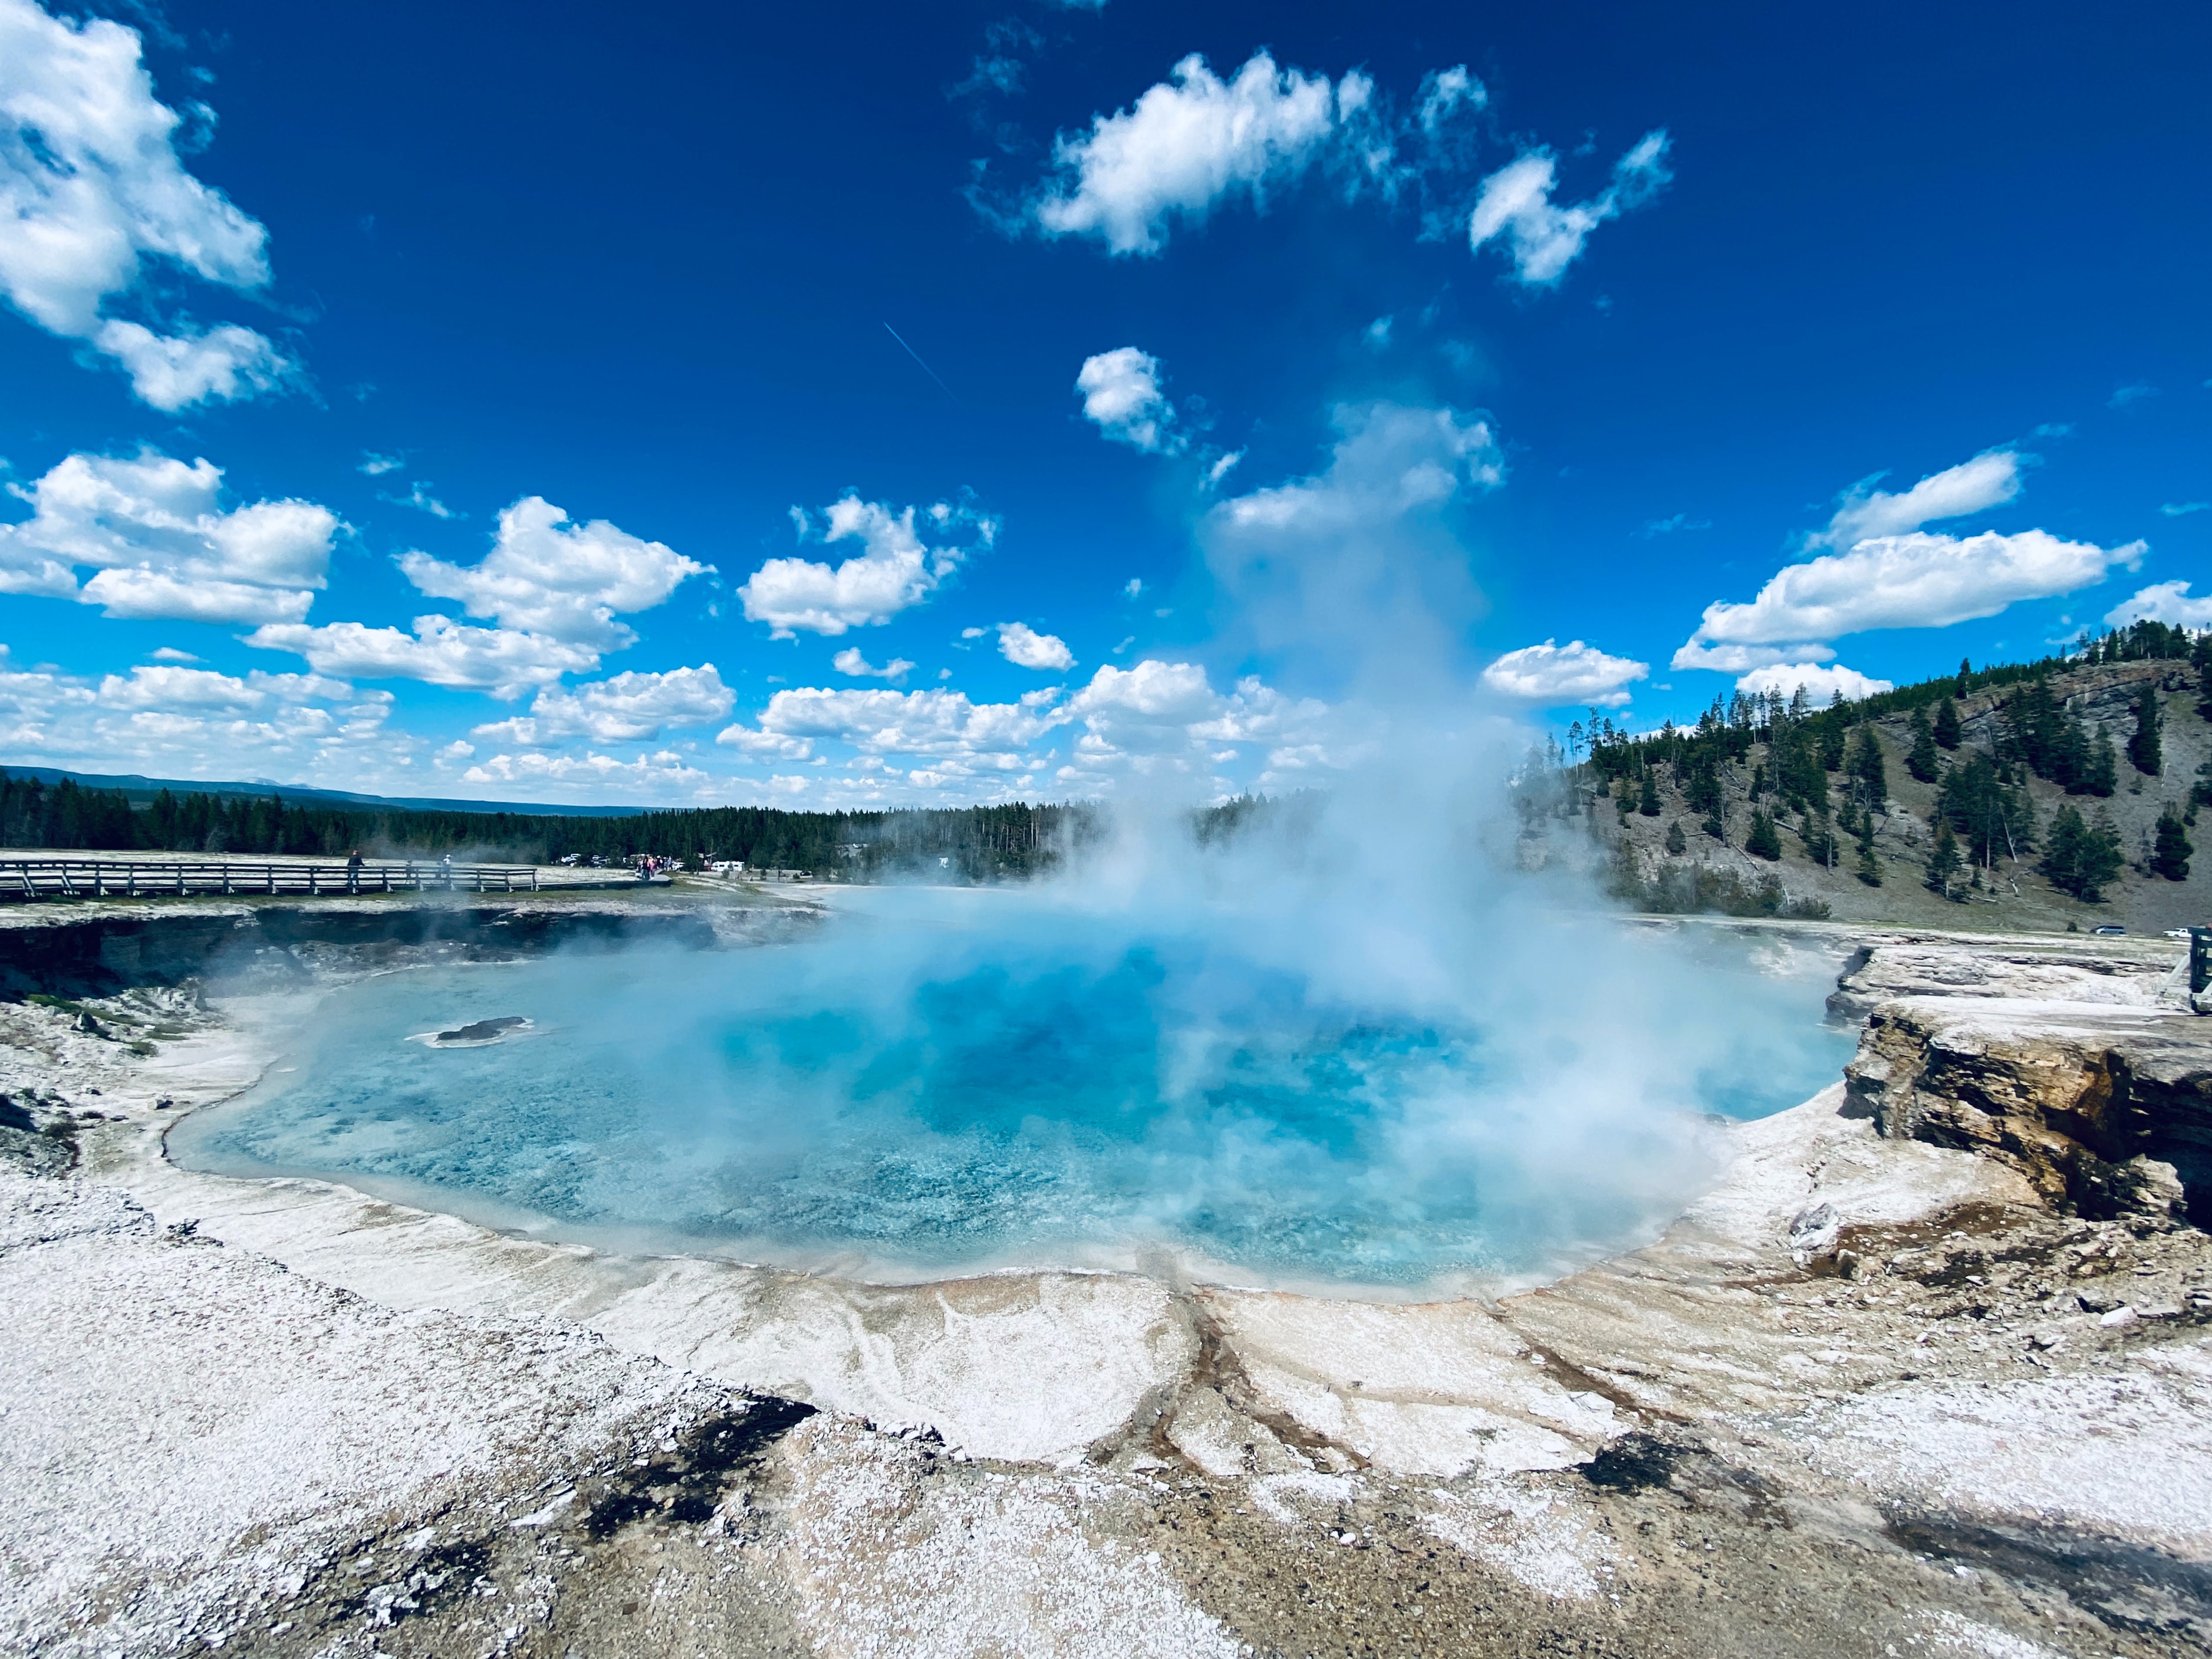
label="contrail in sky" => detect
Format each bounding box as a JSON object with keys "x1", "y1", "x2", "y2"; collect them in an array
[{"x1": 883, "y1": 322, "x2": 961, "y2": 404}]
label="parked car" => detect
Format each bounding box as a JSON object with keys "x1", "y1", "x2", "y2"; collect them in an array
[{"x1": 2092, "y1": 924, "x2": 2127, "y2": 936}]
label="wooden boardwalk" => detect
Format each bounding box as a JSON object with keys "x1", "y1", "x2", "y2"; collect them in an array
[{"x1": 0, "y1": 856, "x2": 649, "y2": 901}]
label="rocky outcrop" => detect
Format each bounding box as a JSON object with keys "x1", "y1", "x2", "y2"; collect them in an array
[
  {"x1": 0, "y1": 894, "x2": 819, "y2": 998},
  {"x1": 1827, "y1": 937, "x2": 2182, "y2": 1023},
  {"x1": 1845, "y1": 997, "x2": 2212, "y2": 1223}
]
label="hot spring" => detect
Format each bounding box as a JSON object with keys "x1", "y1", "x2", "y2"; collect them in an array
[{"x1": 172, "y1": 885, "x2": 1855, "y2": 1293}]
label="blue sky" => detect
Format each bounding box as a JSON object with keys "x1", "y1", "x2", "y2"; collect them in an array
[{"x1": 0, "y1": 0, "x2": 2206, "y2": 806}]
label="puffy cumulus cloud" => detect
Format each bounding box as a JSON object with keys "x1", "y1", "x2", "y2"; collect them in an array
[
  {"x1": 0, "y1": 647, "x2": 402, "y2": 786},
  {"x1": 1733, "y1": 663, "x2": 1894, "y2": 703},
  {"x1": 2104, "y1": 580, "x2": 2212, "y2": 629},
  {"x1": 248, "y1": 614, "x2": 599, "y2": 699},
  {"x1": 715, "y1": 723, "x2": 813, "y2": 761},
  {"x1": 1076, "y1": 346, "x2": 1183, "y2": 453},
  {"x1": 95, "y1": 664, "x2": 350, "y2": 711},
  {"x1": 1668, "y1": 640, "x2": 1835, "y2": 674},
  {"x1": 1028, "y1": 52, "x2": 1345, "y2": 255},
  {"x1": 396, "y1": 496, "x2": 706, "y2": 650},
  {"x1": 997, "y1": 621, "x2": 1075, "y2": 671},
  {"x1": 752, "y1": 684, "x2": 1058, "y2": 761},
  {"x1": 1686, "y1": 528, "x2": 2144, "y2": 649},
  {"x1": 0, "y1": 0, "x2": 297, "y2": 407},
  {"x1": 1056, "y1": 659, "x2": 1331, "y2": 788},
  {"x1": 460, "y1": 748, "x2": 710, "y2": 799},
  {"x1": 0, "y1": 449, "x2": 340, "y2": 623},
  {"x1": 1467, "y1": 130, "x2": 1670, "y2": 287},
  {"x1": 1677, "y1": 445, "x2": 2146, "y2": 668},
  {"x1": 739, "y1": 494, "x2": 995, "y2": 637},
  {"x1": 1479, "y1": 639, "x2": 1648, "y2": 707},
  {"x1": 469, "y1": 664, "x2": 733, "y2": 746},
  {"x1": 832, "y1": 647, "x2": 914, "y2": 680},
  {"x1": 1014, "y1": 51, "x2": 1507, "y2": 258},
  {"x1": 1811, "y1": 449, "x2": 2025, "y2": 550}
]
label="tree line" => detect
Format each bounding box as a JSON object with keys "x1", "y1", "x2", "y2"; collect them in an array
[{"x1": 0, "y1": 770, "x2": 1104, "y2": 884}]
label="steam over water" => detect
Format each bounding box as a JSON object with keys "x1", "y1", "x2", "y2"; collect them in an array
[{"x1": 176, "y1": 885, "x2": 1852, "y2": 1291}]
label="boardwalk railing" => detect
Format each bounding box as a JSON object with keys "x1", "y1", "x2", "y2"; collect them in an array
[{"x1": 0, "y1": 857, "x2": 545, "y2": 901}]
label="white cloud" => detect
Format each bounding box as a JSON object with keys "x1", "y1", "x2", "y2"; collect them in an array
[
  {"x1": 1417, "y1": 65, "x2": 1485, "y2": 133},
  {"x1": 738, "y1": 493, "x2": 994, "y2": 637},
  {"x1": 1028, "y1": 51, "x2": 1344, "y2": 255},
  {"x1": 460, "y1": 748, "x2": 709, "y2": 796},
  {"x1": 90, "y1": 318, "x2": 295, "y2": 411},
  {"x1": 2109, "y1": 383, "x2": 2157, "y2": 409},
  {"x1": 384, "y1": 480, "x2": 456, "y2": 519},
  {"x1": 715, "y1": 724, "x2": 813, "y2": 760},
  {"x1": 248, "y1": 614, "x2": 598, "y2": 699},
  {"x1": 396, "y1": 495, "x2": 705, "y2": 649},
  {"x1": 1677, "y1": 445, "x2": 2148, "y2": 666},
  {"x1": 0, "y1": 0, "x2": 295, "y2": 407},
  {"x1": 1076, "y1": 345, "x2": 1183, "y2": 453},
  {"x1": 1668, "y1": 641, "x2": 1835, "y2": 674},
  {"x1": 0, "y1": 448, "x2": 339, "y2": 622},
  {"x1": 1058, "y1": 659, "x2": 1328, "y2": 783},
  {"x1": 1733, "y1": 663, "x2": 1894, "y2": 703},
  {"x1": 96, "y1": 664, "x2": 349, "y2": 711},
  {"x1": 469, "y1": 664, "x2": 733, "y2": 746},
  {"x1": 752, "y1": 684, "x2": 1056, "y2": 759},
  {"x1": 0, "y1": 650, "x2": 401, "y2": 787},
  {"x1": 1467, "y1": 130, "x2": 1670, "y2": 286},
  {"x1": 1209, "y1": 402, "x2": 1502, "y2": 542},
  {"x1": 1687, "y1": 528, "x2": 2144, "y2": 648},
  {"x1": 147, "y1": 645, "x2": 198, "y2": 662},
  {"x1": 1811, "y1": 449, "x2": 2023, "y2": 550},
  {"x1": 997, "y1": 621, "x2": 1074, "y2": 671},
  {"x1": 1122, "y1": 577, "x2": 1144, "y2": 598},
  {"x1": 2104, "y1": 580, "x2": 2212, "y2": 629},
  {"x1": 1480, "y1": 639, "x2": 1648, "y2": 706},
  {"x1": 832, "y1": 647, "x2": 915, "y2": 680},
  {"x1": 1637, "y1": 512, "x2": 1709, "y2": 538},
  {"x1": 358, "y1": 452, "x2": 401, "y2": 476},
  {"x1": 2160, "y1": 502, "x2": 2208, "y2": 518}
]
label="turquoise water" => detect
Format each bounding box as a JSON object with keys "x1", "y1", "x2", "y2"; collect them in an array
[{"x1": 175, "y1": 903, "x2": 1855, "y2": 1288}]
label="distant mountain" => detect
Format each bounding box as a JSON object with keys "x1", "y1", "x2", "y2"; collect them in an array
[{"x1": 0, "y1": 765, "x2": 648, "y2": 819}]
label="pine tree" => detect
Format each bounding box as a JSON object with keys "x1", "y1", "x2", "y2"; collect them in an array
[
  {"x1": 1703, "y1": 810, "x2": 1726, "y2": 842},
  {"x1": 1956, "y1": 657, "x2": 1972, "y2": 696},
  {"x1": 2043, "y1": 804, "x2": 2127, "y2": 901},
  {"x1": 1637, "y1": 767, "x2": 1663, "y2": 816},
  {"x1": 2081, "y1": 728, "x2": 2118, "y2": 797},
  {"x1": 1933, "y1": 695, "x2": 1962, "y2": 750},
  {"x1": 1854, "y1": 823, "x2": 1881, "y2": 887},
  {"x1": 2128, "y1": 680, "x2": 2163, "y2": 775},
  {"x1": 2151, "y1": 806, "x2": 2193, "y2": 881},
  {"x1": 1665, "y1": 819, "x2": 1687, "y2": 856},
  {"x1": 1905, "y1": 708, "x2": 1941, "y2": 783},
  {"x1": 1925, "y1": 818, "x2": 1963, "y2": 898},
  {"x1": 1746, "y1": 809, "x2": 1782, "y2": 860},
  {"x1": 1799, "y1": 805, "x2": 1838, "y2": 867},
  {"x1": 1818, "y1": 716, "x2": 1847, "y2": 773},
  {"x1": 1846, "y1": 725, "x2": 1888, "y2": 809}
]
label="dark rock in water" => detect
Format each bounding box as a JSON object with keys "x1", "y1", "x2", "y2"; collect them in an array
[{"x1": 434, "y1": 1016, "x2": 530, "y2": 1044}]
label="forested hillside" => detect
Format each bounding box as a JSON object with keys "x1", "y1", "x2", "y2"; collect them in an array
[{"x1": 1514, "y1": 621, "x2": 2212, "y2": 931}]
